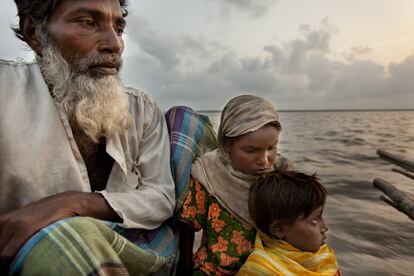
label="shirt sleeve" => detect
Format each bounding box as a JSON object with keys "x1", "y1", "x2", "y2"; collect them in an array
[
  {"x1": 177, "y1": 177, "x2": 208, "y2": 232},
  {"x1": 98, "y1": 91, "x2": 175, "y2": 229}
]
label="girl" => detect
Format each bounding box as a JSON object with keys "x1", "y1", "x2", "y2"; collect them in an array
[{"x1": 177, "y1": 95, "x2": 293, "y2": 275}]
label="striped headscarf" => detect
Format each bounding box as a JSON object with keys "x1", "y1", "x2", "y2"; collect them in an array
[{"x1": 217, "y1": 95, "x2": 281, "y2": 169}]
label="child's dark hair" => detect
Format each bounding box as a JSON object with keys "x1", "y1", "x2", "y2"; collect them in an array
[{"x1": 249, "y1": 170, "x2": 327, "y2": 235}]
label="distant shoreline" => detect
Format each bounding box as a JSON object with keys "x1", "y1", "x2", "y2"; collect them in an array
[{"x1": 198, "y1": 109, "x2": 414, "y2": 113}]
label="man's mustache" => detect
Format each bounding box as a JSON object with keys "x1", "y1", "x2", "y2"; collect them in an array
[{"x1": 70, "y1": 54, "x2": 123, "y2": 74}]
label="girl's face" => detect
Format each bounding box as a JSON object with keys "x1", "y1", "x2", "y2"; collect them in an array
[
  {"x1": 278, "y1": 205, "x2": 328, "y2": 252},
  {"x1": 226, "y1": 125, "x2": 280, "y2": 176}
]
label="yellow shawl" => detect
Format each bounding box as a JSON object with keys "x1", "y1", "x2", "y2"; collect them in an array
[{"x1": 237, "y1": 231, "x2": 339, "y2": 276}]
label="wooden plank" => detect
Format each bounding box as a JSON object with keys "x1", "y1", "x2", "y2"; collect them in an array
[
  {"x1": 392, "y1": 168, "x2": 414, "y2": 181},
  {"x1": 377, "y1": 149, "x2": 414, "y2": 173},
  {"x1": 373, "y1": 178, "x2": 414, "y2": 220},
  {"x1": 379, "y1": 195, "x2": 400, "y2": 211}
]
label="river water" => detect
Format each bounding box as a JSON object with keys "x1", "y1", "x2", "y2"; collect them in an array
[{"x1": 203, "y1": 110, "x2": 414, "y2": 276}]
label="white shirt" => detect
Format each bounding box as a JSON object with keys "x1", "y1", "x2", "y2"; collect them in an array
[{"x1": 0, "y1": 60, "x2": 175, "y2": 229}]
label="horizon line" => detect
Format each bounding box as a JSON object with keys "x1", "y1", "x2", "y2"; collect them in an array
[{"x1": 197, "y1": 108, "x2": 414, "y2": 113}]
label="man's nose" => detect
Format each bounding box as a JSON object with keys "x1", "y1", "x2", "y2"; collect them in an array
[{"x1": 98, "y1": 27, "x2": 123, "y2": 54}]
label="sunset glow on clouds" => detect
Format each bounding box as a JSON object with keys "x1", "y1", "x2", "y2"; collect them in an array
[{"x1": 1, "y1": 0, "x2": 413, "y2": 110}]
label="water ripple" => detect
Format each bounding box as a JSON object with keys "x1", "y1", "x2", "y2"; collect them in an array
[{"x1": 206, "y1": 110, "x2": 414, "y2": 275}]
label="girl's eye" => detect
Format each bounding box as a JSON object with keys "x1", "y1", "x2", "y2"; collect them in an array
[{"x1": 311, "y1": 217, "x2": 319, "y2": 224}]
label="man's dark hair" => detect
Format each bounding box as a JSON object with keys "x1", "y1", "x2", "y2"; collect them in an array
[
  {"x1": 12, "y1": 0, "x2": 128, "y2": 41},
  {"x1": 249, "y1": 170, "x2": 327, "y2": 235}
]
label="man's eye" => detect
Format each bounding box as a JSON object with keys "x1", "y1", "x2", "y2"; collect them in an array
[
  {"x1": 80, "y1": 19, "x2": 96, "y2": 28},
  {"x1": 115, "y1": 26, "x2": 125, "y2": 35}
]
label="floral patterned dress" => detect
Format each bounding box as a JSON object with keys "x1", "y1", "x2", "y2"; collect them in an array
[{"x1": 178, "y1": 177, "x2": 256, "y2": 275}]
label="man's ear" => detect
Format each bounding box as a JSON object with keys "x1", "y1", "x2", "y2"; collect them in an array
[
  {"x1": 20, "y1": 15, "x2": 43, "y2": 56},
  {"x1": 269, "y1": 221, "x2": 288, "y2": 240}
]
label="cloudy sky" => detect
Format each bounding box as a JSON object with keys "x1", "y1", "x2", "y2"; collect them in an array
[{"x1": 1, "y1": 0, "x2": 414, "y2": 110}]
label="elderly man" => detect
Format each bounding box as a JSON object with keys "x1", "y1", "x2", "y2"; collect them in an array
[{"x1": 0, "y1": 0, "x2": 176, "y2": 274}]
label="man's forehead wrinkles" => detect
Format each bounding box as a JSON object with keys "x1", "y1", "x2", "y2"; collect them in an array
[
  {"x1": 51, "y1": 0, "x2": 125, "y2": 21},
  {"x1": 64, "y1": 6, "x2": 125, "y2": 21}
]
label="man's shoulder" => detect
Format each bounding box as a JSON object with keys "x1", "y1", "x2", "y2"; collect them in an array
[
  {"x1": 0, "y1": 59, "x2": 37, "y2": 67},
  {"x1": 124, "y1": 87, "x2": 158, "y2": 106},
  {"x1": 0, "y1": 60, "x2": 48, "y2": 97},
  {"x1": 0, "y1": 60, "x2": 42, "y2": 84},
  {"x1": 0, "y1": 59, "x2": 23, "y2": 65}
]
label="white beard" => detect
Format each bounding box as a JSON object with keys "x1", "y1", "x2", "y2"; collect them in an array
[{"x1": 38, "y1": 44, "x2": 133, "y2": 142}]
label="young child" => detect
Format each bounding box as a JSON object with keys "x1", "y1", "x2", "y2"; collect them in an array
[
  {"x1": 238, "y1": 170, "x2": 340, "y2": 276},
  {"x1": 177, "y1": 95, "x2": 293, "y2": 275}
]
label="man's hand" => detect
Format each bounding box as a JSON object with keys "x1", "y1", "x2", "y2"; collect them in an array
[
  {"x1": 0, "y1": 191, "x2": 79, "y2": 270},
  {"x1": 0, "y1": 191, "x2": 120, "y2": 271}
]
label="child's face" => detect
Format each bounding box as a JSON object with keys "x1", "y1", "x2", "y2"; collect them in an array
[
  {"x1": 278, "y1": 205, "x2": 328, "y2": 253},
  {"x1": 226, "y1": 125, "x2": 280, "y2": 176}
]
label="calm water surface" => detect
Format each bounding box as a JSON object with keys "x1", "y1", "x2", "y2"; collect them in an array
[{"x1": 204, "y1": 111, "x2": 414, "y2": 276}]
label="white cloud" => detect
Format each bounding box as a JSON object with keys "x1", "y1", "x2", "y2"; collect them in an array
[
  {"x1": 208, "y1": 0, "x2": 278, "y2": 18},
  {"x1": 122, "y1": 17, "x2": 414, "y2": 110},
  {"x1": 1, "y1": 2, "x2": 412, "y2": 111}
]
